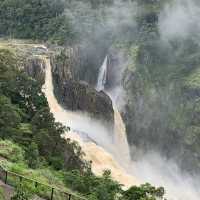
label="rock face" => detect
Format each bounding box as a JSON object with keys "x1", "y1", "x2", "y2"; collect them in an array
[
  {"x1": 50, "y1": 46, "x2": 105, "y2": 86},
  {"x1": 51, "y1": 48, "x2": 114, "y2": 124},
  {"x1": 24, "y1": 56, "x2": 46, "y2": 84},
  {"x1": 106, "y1": 49, "x2": 122, "y2": 89},
  {"x1": 56, "y1": 80, "x2": 114, "y2": 124},
  {"x1": 50, "y1": 48, "x2": 78, "y2": 85}
]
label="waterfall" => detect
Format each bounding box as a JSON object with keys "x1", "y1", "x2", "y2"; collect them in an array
[
  {"x1": 42, "y1": 56, "x2": 138, "y2": 188},
  {"x1": 96, "y1": 56, "x2": 108, "y2": 91},
  {"x1": 96, "y1": 55, "x2": 132, "y2": 172},
  {"x1": 42, "y1": 54, "x2": 200, "y2": 199},
  {"x1": 95, "y1": 57, "x2": 200, "y2": 200}
]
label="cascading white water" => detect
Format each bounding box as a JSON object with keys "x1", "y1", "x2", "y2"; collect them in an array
[
  {"x1": 96, "y1": 56, "x2": 200, "y2": 200},
  {"x1": 96, "y1": 55, "x2": 132, "y2": 171},
  {"x1": 42, "y1": 54, "x2": 200, "y2": 199},
  {"x1": 96, "y1": 56, "x2": 108, "y2": 91},
  {"x1": 42, "y1": 56, "x2": 138, "y2": 188}
]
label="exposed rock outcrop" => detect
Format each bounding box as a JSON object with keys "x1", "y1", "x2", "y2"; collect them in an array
[
  {"x1": 24, "y1": 56, "x2": 46, "y2": 84},
  {"x1": 55, "y1": 79, "x2": 114, "y2": 124},
  {"x1": 50, "y1": 46, "x2": 106, "y2": 86},
  {"x1": 51, "y1": 47, "x2": 115, "y2": 124},
  {"x1": 50, "y1": 47, "x2": 79, "y2": 85}
]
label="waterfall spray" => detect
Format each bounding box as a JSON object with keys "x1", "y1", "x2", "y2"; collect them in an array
[
  {"x1": 42, "y1": 55, "x2": 138, "y2": 188},
  {"x1": 42, "y1": 53, "x2": 200, "y2": 199},
  {"x1": 96, "y1": 56, "x2": 108, "y2": 91},
  {"x1": 96, "y1": 56, "x2": 132, "y2": 171}
]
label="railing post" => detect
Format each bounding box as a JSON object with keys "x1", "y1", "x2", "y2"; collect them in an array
[
  {"x1": 68, "y1": 194, "x2": 71, "y2": 200},
  {"x1": 51, "y1": 188, "x2": 54, "y2": 200},
  {"x1": 19, "y1": 176, "x2": 22, "y2": 184},
  {"x1": 5, "y1": 171, "x2": 7, "y2": 184}
]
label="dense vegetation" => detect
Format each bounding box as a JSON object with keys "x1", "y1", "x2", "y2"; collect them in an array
[
  {"x1": 0, "y1": 0, "x2": 76, "y2": 44},
  {"x1": 0, "y1": 0, "x2": 114, "y2": 45},
  {"x1": 0, "y1": 140, "x2": 165, "y2": 200}
]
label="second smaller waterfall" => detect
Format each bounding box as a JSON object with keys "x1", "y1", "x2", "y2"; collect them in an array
[{"x1": 96, "y1": 56, "x2": 108, "y2": 91}]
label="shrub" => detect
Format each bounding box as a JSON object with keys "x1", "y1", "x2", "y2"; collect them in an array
[
  {"x1": 11, "y1": 184, "x2": 33, "y2": 200},
  {"x1": 0, "y1": 140, "x2": 25, "y2": 163}
]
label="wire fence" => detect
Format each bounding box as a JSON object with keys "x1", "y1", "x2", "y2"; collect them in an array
[{"x1": 0, "y1": 163, "x2": 86, "y2": 200}]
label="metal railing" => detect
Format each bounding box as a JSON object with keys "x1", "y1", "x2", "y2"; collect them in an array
[{"x1": 0, "y1": 162, "x2": 86, "y2": 200}]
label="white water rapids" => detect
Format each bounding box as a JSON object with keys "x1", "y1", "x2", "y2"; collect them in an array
[
  {"x1": 43, "y1": 56, "x2": 138, "y2": 187},
  {"x1": 43, "y1": 54, "x2": 200, "y2": 200},
  {"x1": 96, "y1": 56, "x2": 108, "y2": 91}
]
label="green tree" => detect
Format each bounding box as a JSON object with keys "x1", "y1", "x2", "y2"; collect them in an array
[
  {"x1": 0, "y1": 188, "x2": 5, "y2": 200},
  {"x1": 0, "y1": 0, "x2": 77, "y2": 44},
  {"x1": 0, "y1": 95, "x2": 21, "y2": 139},
  {"x1": 25, "y1": 142, "x2": 40, "y2": 169},
  {"x1": 65, "y1": 169, "x2": 122, "y2": 200},
  {"x1": 123, "y1": 183, "x2": 165, "y2": 200},
  {"x1": 11, "y1": 184, "x2": 33, "y2": 200}
]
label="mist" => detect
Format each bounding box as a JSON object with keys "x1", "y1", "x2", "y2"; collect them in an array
[
  {"x1": 65, "y1": 0, "x2": 137, "y2": 43},
  {"x1": 125, "y1": 1, "x2": 200, "y2": 199},
  {"x1": 159, "y1": 0, "x2": 200, "y2": 42},
  {"x1": 105, "y1": 49, "x2": 128, "y2": 111},
  {"x1": 64, "y1": 110, "x2": 200, "y2": 199},
  {"x1": 63, "y1": 109, "x2": 200, "y2": 200},
  {"x1": 63, "y1": 0, "x2": 137, "y2": 85},
  {"x1": 133, "y1": 151, "x2": 200, "y2": 200}
]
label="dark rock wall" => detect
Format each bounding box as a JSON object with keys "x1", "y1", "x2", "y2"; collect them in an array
[
  {"x1": 51, "y1": 47, "x2": 114, "y2": 125},
  {"x1": 60, "y1": 80, "x2": 114, "y2": 124},
  {"x1": 24, "y1": 56, "x2": 46, "y2": 84}
]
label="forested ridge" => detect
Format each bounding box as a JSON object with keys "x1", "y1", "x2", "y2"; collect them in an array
[{"x1": 0, "y1": 0, "x2": 76, "y2": 44}]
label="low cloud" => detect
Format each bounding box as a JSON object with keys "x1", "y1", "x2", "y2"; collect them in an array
[{"x1": 159, "y1": 0, "x2": 200, "y2": 42}]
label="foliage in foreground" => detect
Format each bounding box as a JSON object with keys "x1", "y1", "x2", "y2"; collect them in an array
[
  {"x1": 0, "y1": 48, "x2": 88, "y2": 172},
  {"x1": 11, "y1": 185, "x2": 33, "y2": 200},
  {"x1": 0, "y1": 140, "x2": 166, "y2": 200},
  {"x1": 0, "y1": 188, "x2": 5, "y2": 200},
  {"x1": 0, "y1": 140, "x2": 25, "y2": 163},
  {"x1": 123, "y1": 183, "x2": 165, "y2": 200}
]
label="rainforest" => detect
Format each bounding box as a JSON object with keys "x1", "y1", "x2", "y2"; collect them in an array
[{"x1": 0, "y1": 0, "x2": 200, "y2": 199}]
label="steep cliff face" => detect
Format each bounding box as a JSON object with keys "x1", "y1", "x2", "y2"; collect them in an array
[
  {"x1": 110, "y1": 1, "x2": 200, "y2": 174},
  {"x1": 0, "y1": 40, "x2": 49, "y2": 84},
  {"x1": 106, "y1": 48, "x2": 125, "y2": 90},
  {"x1": 50, "y1": 47, "x2": 79, "y2": 83},
  {"x1": 0, "y1": 40, "x2": 114, "y2": 127},
  {"x1": 58, "y1": 80, "x2": 114, "y2": 123},
  {"x1": 25, "y1": 56, "x2": 46, "y2": 84},
  {"x1": 51, "y1": 46, "x2": 114, "y2": 123}
]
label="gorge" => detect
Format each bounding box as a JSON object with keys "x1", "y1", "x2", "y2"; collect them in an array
[
  {"x1": 43, "y1": 55, "x2": 138, "y2": 188},
  {"x1": 44, "y1": 48, "x2": 200, "y2": 199},
  {"x1": 1, "y1": 0, "x2": 200, "y2": 199}
]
